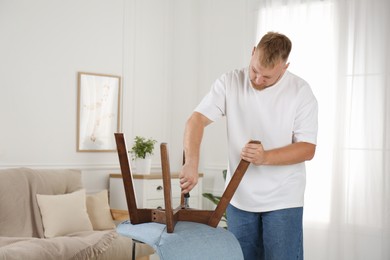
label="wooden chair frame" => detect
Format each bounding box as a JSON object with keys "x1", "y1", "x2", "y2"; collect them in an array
[{"x1": 114, "y1": 133, "x2": 258, "y2": 233}]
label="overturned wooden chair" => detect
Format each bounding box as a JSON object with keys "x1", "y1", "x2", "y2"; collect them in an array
[{"x1": 114, "y1": 133, "x2": 259, "y2": 260}]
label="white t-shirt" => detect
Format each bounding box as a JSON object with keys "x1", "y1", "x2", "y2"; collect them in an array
[{"x1": 195, "y1": 67, "x2": 318, "y2": 212}]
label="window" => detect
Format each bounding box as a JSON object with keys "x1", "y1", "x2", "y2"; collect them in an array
[{"x1": 256, "y1": 1, "x2": 336, "y2": 223}]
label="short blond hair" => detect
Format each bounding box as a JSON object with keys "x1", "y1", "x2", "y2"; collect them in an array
[{"x1": 256, "y1": 32, "x2": 292, "y2": 68}]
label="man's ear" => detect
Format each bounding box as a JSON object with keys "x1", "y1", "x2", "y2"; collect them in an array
[{"x1": 251, "y1": 47, "x2": 256, "y2": 56}]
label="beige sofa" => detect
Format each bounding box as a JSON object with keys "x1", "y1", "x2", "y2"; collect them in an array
[{"x1": 0, "y1": 168, "x2": 154, "y2": 260}]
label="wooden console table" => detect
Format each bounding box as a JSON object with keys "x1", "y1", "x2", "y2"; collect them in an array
[{"x1": 109, "y1": 173, "x2": 204, "y2": 211}]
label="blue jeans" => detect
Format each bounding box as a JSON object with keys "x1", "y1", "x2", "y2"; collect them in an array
[{"x1": 227, "y1": 204, "x2": 303, "y2": 260}]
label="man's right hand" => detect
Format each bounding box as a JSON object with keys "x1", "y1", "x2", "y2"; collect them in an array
[{"x1": 179, "y1": 163, "x2": 198, "y2": 194}]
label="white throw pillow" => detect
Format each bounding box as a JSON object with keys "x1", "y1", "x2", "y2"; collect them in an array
[
  {"x1": 36, "y1": 189, "x2": 93, "y2": 238},
  {"x1": 86, "y1": 189, "x2": 115, "y2": 230}
]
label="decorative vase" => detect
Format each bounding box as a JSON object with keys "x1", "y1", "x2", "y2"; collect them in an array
[{"x1": 135, "y1": 158, "x2": 152, "y2": 174}]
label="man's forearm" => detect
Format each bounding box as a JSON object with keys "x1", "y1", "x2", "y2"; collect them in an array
[
  {"x1": 241, "y1": 141, "x2": 316, "y2": 166},
  {"x1": 183, "y1": 112, "x2": 212, "y2": 166},
  {"x1": 180, "y1": 112, "x2": 212, "y2": 193},
  {"x1": 183, "y1": 119, "x2": 202, "y2": 167},
  {"x1": 263, "y1": 142, "x2": 316, "y2": 165}
]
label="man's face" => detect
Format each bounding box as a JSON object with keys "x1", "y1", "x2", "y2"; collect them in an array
[{"x1": 249, "y1": 48, "x2": 289, "y2": 90}]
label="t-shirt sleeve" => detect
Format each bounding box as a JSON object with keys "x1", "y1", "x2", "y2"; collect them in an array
[
  {"x1": 293, "y1": 86, "x2": 318, "y2": 145},
  {"x1": 194, "y1": 75, "x2": 227, "y2": 122}
]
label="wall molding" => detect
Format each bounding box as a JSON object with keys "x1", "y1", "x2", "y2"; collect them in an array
[{"x1": 0, "y1": 163, "x2": 163, "y2": 171}]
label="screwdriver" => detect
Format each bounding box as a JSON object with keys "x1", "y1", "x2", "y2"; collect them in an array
[
  {"x1": 182, "y1": 151, "x2": 190, "y2": 208},
  {"x1": 184, "y1": 192, "x2": 190, "y2": 208}
]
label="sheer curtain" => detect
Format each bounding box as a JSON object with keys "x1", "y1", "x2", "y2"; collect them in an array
[
  {"x1": 329, "y1": 0, "x2": 390, "y2": 259},
  {"x1": 253, "y1": 0, "x2": 390, "y2": 259}
]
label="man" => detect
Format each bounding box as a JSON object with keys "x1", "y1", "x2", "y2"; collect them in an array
[{"x1": 180, "y1": 32, "x2": 318, "y2": 260}]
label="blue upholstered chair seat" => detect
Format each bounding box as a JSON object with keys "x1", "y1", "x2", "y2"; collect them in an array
[{"x1": 117, "y1": 220, "x2": 244, "y2": 260}]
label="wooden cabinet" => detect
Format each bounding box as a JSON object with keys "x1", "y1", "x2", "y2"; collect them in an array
[{"x1": 109, "y1": 173, "x2": 203, "y2": 210}]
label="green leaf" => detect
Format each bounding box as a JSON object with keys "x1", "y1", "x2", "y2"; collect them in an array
[
  {"x1": 130, "y1": 136, "x2": 157, "y2": 159},
  {"x1": 202, "y1": 193, "x2": 221, "y2": 205}
]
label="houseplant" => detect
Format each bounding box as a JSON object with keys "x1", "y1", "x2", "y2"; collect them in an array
[{"x1": 130, "y1": 136, "x2": 157, "y2": 174}]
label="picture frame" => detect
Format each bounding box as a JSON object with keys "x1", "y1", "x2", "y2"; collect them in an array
[{"x1": 77, "y1": 72, "x2": 121, "y2": 152}]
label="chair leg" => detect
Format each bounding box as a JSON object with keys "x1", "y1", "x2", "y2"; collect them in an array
[
  {"x1": 207, "y1": 140, "x2": 260, "y2": 227},
  {"x1": 207, "y1": 159, "x2": 250, "y2": 227},
  {"x1": 132, "y1": 240, "x2": 136, "y2": 260},
  {"x1": 160, "y1": 142, "x2": 177, "y2": 233},
  {"x1": 115, "y1": 133, "x2": 141, "y2": 224}
]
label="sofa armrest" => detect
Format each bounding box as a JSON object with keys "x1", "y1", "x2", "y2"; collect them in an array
[{"x1": 110, "y1": 209, "x2": 129, "y2": 221}]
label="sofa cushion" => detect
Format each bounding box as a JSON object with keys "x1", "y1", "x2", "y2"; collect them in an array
[
  {"x1": 86, "y1": 190, "x2": 116, "y2": 230},
  {"x1": 0, "y1": 229, "x2": 118, "y2": 260},
  {"x1": 36, "y1": 189, "x2": 93, "y2": 238},
  {"x1": 0, "y1": 168, "x2": 83, "y2": 237}
]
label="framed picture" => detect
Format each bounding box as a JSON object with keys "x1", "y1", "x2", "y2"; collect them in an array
[{"x1": 77, "y1": 72, "x2": 121, "y2": 152}]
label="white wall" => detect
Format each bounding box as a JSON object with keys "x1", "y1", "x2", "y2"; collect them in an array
[{"x1": 0, "y1": 0, "x2": 256, "y2": 197}]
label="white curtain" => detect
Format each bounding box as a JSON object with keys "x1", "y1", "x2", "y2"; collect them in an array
[{"x1": 253, "y1": 0, "x2": 390, "y2": 259}]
